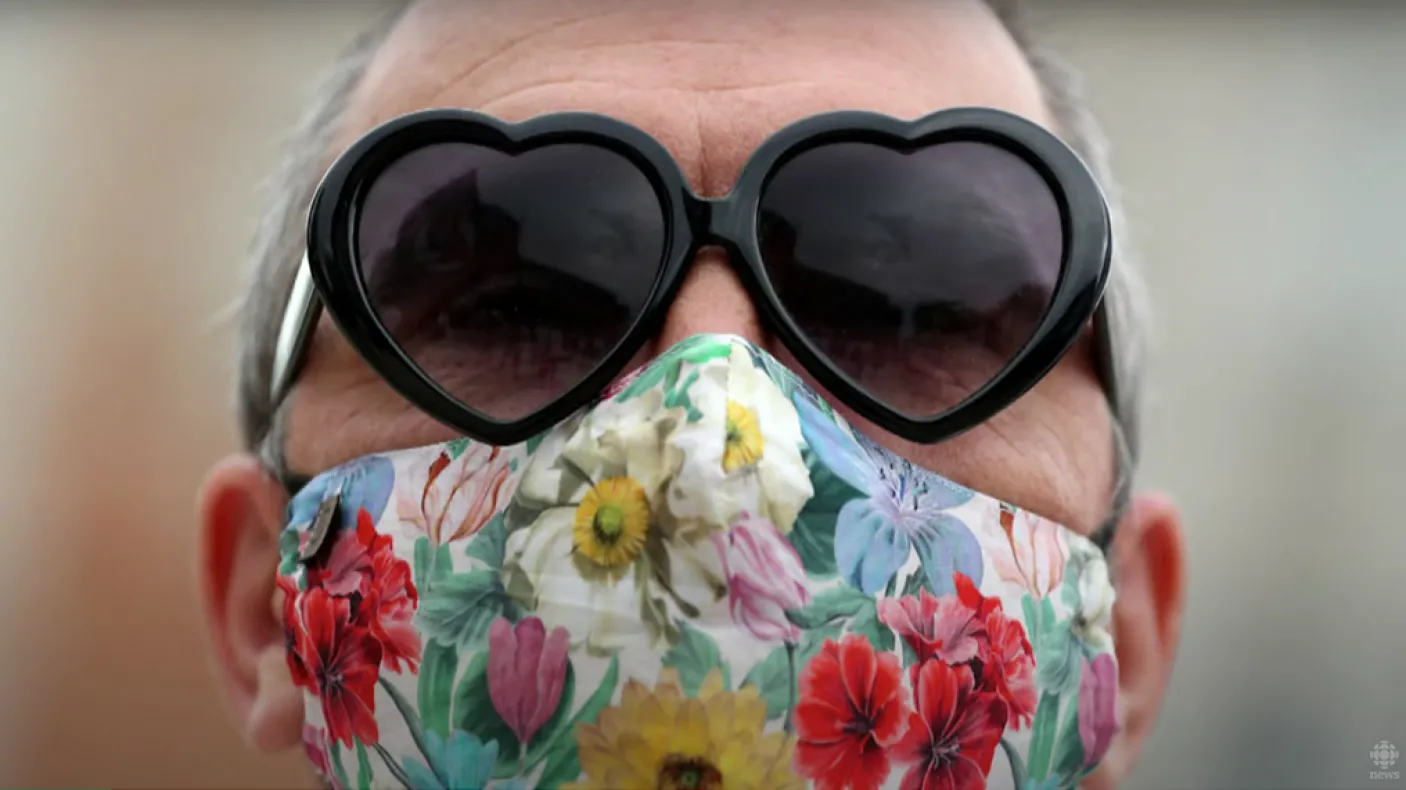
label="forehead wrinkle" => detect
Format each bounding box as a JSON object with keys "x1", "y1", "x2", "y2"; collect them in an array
[
  {"x1": 466, "y1": 78, "x2": 939, "y2": 197},
  {"x1": 407, "y1": 13, "x2": 608, "y2": 111},
  {"x1": 468, "y1": 77, "x2": 939, "y2": 121},
  {"x1": 461, "y1": 45, "x2": 963, "y2": 113},
  {"x1": 439, "y1": 7, "x2": 1024, "y2": 105},
  {"x1": 345, "y1": 5, "x2": 613, "y2": 135},
  {"x1": 360, "y1": 0, "x2": 1040, "y2": 120}
]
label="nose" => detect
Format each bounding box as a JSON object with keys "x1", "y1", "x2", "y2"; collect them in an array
[{"x1": 649, "y1": 247, "x2": 765, "y2": 353}]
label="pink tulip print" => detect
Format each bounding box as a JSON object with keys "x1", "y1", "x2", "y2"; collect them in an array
[
  {"x1": 1079, "y1": 653, "x2": 1119, "y2": 769},
  {"x1": 712, "y1": 512, "x2": 811, "y2": 643},
  {"x1": 487, "y1": 617, "x2": 571, "y2": 746}
]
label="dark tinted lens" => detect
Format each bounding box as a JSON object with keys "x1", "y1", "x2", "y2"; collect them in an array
[
  {"x1": 758, "y1": 140, "x2": 1062, "y2": 419},
  {"x1": 357, "y1": 142, "x2": 665, "y2": 420}
]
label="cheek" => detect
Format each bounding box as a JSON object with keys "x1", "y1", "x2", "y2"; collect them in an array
[
  {"x1": 772, "y1": 342, "x2": 1113, "y2": 532},
  {"x1": 284, "y1": 327, "x2": 463, "y2": 474}
]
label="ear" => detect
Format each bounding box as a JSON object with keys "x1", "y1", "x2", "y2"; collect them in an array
[
  {"x1": 1084, "y1": 492, "x2": 1186, "y2": 789},
  {"x1": 197, "y1": 454, "x2": 304, "y2": 753}
]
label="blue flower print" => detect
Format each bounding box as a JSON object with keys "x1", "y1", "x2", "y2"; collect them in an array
[
  {"x1": 402, "y1": 729, "x2": 499, "y2": 790},
  {"x1": 286, "y1": 453, "x2": 396, "y2": 530},
  {"x1": 796, "y1": 394, "x2": 984, "y2": 595}
]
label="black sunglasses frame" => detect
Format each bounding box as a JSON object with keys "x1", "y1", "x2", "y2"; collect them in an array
[{"x1": 273, "y1": 106, "x2": 1114, "y2": 449}]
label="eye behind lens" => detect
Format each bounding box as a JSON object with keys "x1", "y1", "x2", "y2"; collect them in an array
[
  {"x1": 355, "y1": 140, "x2": 667, "y2": 421},
  {"x1": 758, "y1": 138, "x2": 1063, "y2": 420}
]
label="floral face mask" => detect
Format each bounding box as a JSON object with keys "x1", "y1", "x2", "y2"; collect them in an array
[{"x1": 278, "y1": 334, "x2": 1120, "y2": 790}]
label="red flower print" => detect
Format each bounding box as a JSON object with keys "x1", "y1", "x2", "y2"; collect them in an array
[
  {"x1": 302, "y1": 724, "x2": 345, "y2": 790},
  {"x1": 304, "y1": 509, "x2": 422, "y2": 675},
  {"x1": 305, "y1": 514, "x2": 376, "y2": 593},
  {"x1": 287, "y1": 587, "x2": 383, "y2": 748},
  {"x1": 877, "y1": 577, "x2": 992, "y2": 668},
  {"x1": 953, "y1": 572, "x2": 1001, "y2": 624},
  {"x1": 361, "y1": 538, "x2": 422, "y2": 674},
  {"x1": 877, "y1": 572, "x2": 1037, "y2": 733},
  {"x1": 794, "y1": 634, "x2": 912, "y2": 790},
  {"x1": 306, "y1": 513, "x2": 379, "y2": 596},
  {"x1": 980, "y1": 609, "x2": 1037, "y2": 731},
  {"x1": 892, "y1": 661, "x2": 1007, "y2": 790},
  {"x1": 278, "y1": 575, "x2": 311, "y2": 688}
]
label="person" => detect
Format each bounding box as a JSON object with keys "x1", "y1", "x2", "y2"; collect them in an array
[{"x1": 197, "y1": 1, "x2": 1185, "y2": 788}]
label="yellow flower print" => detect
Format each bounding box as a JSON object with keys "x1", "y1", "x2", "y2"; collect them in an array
[
  {"x1": 573, "y1": 476, "x2": 651, "y2": 569},
  {"x1": 503, "y1": 388, "x2": 727, "y2": 654},
  {"x1": 569, "y1": 669, "x2": 802, "y2": 790},
  {"x1": 722, "y1": 400, "x2": 765, "y2": 472},
  {"x1": 669, "y1": 346, "x2": 813, "y2": 533}
]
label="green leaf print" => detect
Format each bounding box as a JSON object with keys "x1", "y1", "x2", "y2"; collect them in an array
[
  {"x1": 465, "y1": 512, "x2": 509, "y2": 568},
  {"x1": 1026, "y1": 690, "x2": 1062, "y2": 782},
  {"x1": 1050, "y1": 687, "x2": 1086, "y2": 782},
  {"x1": 848, "y1": 599, "x2": 895, "y2": 653},
  {"x1": 451, "y1": 650, "x2": 528, "y2": 767},
  {"x1": 900, "y1": 569, "x2": 929, "y2": 597},
  {"x1": 789, "y1": 449, "x2": 863, "y2": 577},
  {"x1": 379, "y1": 677, "x2": 438, "y2": 783},
  {"x1": 1000, "y1": 738, "x2": 1031, "y2": 790},
  {"x1": 445, "y1": 437, "x2": 470, "y2": 461},
  {"x1": 531, "y1": 655, "x2": 620, "y2": 788},
  {"x1": 414, "y1": 537, "x2": 431, "y2": 588},
  {"x1": 330, "y1": 741, "x2": 352, "y2": 790},
  {"x1": 661, "y1": 621, "x2": 732, "y2": 695},
  {"x1": 664, "y1": 369, "x2": 704, "y2": 422},
  {"x1": 1021, "y1": 595, "x2": 1041, "y2": 652},
  {"x1": 785, "y1": 586, "x2": 870, "y2": 629},
  {"x1": 538, "y1": 747, "x2": 585, "y2": 789},
  {"x1": 355, "y1": 740, "x2": 373, "y2": 790},
  {"x1": 615, "y1": 336, "x2": 732, "y2": 402},
  {"x1": 740, "y1": 650, "x2": 788, "y2": 721},
  {"x1": 416, "y1": 569, "x2": 520, "y2": 652},
  {"x1": 616, "y1": 359, "x2": 676, "y2": 401},
  {"x1": 278, "y1": 529, "x2": 301, "y2": 576},
  {"x1": 677, "y1": 335, "x2": 735, "y2": 365},
  {"x1": 525, "y1": 429, "x2": 548, "y2": 456},
  {"x1": 413, "y1": 537, "x2": 454, "y2": 591},
  {"x1": 418, "y1": 640, "x2": 459, "y2": 739},
  {"x1": 741, "y1": 623, "x2": 843, "y2": 720}
]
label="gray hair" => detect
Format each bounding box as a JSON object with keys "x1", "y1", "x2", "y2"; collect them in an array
[{"x1": 235, "y1": 0, "x2": 1150, "y2": 475}]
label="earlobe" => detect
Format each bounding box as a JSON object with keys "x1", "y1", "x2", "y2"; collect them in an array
[
  {"x1": 197, "y1": 454, "x2": 304, "y2": 753},
  {"x1": 1084, "y1": 492, "x2": 1186, "y2": 789}
]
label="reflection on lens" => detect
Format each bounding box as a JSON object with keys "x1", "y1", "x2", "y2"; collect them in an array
[
  {"x1": 758, "y1": 140, "x2": 1063, "y2": 419},
  {"x1": 357, "y1": 142, "x2": 666, "y2": 420}
]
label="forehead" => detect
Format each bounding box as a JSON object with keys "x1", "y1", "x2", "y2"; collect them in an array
[{"x1": 339, "y1": 0, "x2": 1051, "y2": 195}]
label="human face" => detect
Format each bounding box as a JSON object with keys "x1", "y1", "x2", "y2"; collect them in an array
[{"x1": 197, "y1": 1, "x2": 1184, "y2": 786}]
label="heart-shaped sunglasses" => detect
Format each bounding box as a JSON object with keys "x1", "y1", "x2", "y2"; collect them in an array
[{"x1": 271, "y1": 106, "x2": 1115, "y2": 447}]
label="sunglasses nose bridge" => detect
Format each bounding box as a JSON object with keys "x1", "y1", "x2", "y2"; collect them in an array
[
  {"x1": 688, "y1": 192, "x2": 736, "y2": 241},
  {"x1": 694, "y1": 193, "x2": 749, "y2": 262}
]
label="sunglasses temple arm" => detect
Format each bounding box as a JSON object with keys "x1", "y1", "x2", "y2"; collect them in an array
[{"x1": 270, "y1": 254, "x2": 322, "y2": 407}]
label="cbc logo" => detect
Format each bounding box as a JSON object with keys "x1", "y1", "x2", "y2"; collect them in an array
[{"x1": 1372, "y1": 741, "x2": 1398, "y2": 770}]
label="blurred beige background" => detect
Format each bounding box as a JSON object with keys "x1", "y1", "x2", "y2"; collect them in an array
[{"x1": 0, "y1": 3, "x2": 1403, "y2": 788}]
